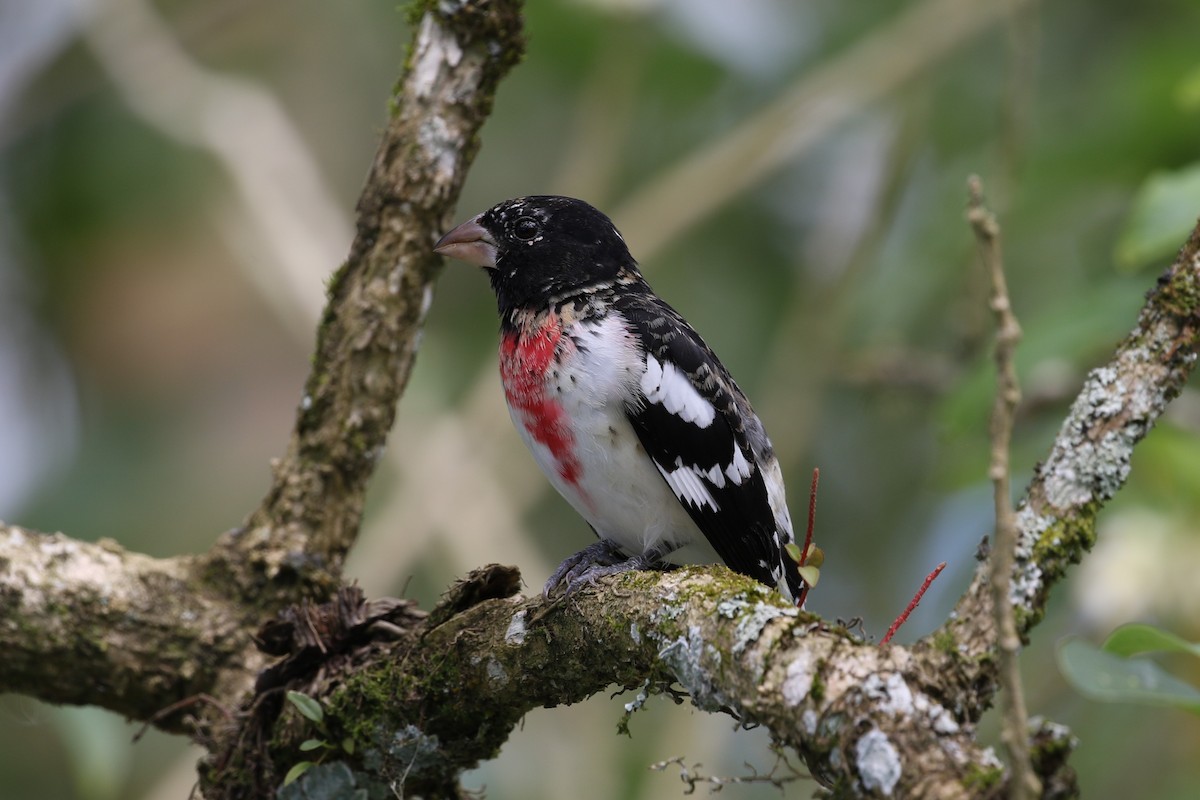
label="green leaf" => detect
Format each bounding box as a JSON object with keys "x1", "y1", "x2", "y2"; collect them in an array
[
  {"x1": 1102, "y1": 623, "x2": 1200, "y2": 659},
  {"x1": 1176, "y1": 63, "x2": 1200, "y2": 112},
  {"x1": 341, "y1": 737, "x2": 356, "y2": 755},
  {"x1": 299, "y1": 739, "x2": 327, "y2": 752},
  {"x1": 784, "y1": 542, "x2": 823, "y2": 568},
  {"x1": 286, "y1": 691, "x2": 324, "y2": 724},
  {"x1": 796, "y1": 565, "x2": 821, "y2": 588},
  {"x1": 1115, "y1": 163, "x2": 1200, "y2": 270},
  {"x1": 1057, "y1": 637, "x2": 1200, "y2": 715},
  {"x1": 282, "y1": 760, "x2": 315, "y2": 787}
]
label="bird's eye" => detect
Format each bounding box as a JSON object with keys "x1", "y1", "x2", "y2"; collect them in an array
[{"x1": 512, "y1": 216, "x2": 541, "y2": 241}]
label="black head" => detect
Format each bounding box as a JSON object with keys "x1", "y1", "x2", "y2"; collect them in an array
[{"x1": 434, "y1": 196, "x2": 638, "y2": 313}]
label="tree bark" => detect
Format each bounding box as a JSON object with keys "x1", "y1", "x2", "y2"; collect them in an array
[{"x1": 208, "y1": 0, "x2": 526, "y2": 610}]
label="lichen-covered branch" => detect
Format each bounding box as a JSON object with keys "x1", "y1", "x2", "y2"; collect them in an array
[
  {"x1": 949, "y1": 215, "x2": 1200, "y2": 642},
  {"x1": 236, "y1": 567, "x2": 1003, "y2": 799},
  {"x1": 0, "y1": 524, "x2": 264, "y2": 731},
  {"x1": 939, "y1": 215, "x2": 1200, "y2": 715},
  {"x1": 208, "y1": 0, "x2": 525, "y2": 606},
  {"x1": 1012, "y1": 218, "x2": 1200, "y2": 624}
]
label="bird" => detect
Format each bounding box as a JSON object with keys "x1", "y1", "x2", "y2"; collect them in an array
[{"x1": 434, "y1": 195, "x2": 805, "y2": 604}]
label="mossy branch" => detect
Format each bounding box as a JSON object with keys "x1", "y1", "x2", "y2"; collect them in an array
[
  {"x1": 224, "y1": 567, "x2": 1003, "y2": 798},
  {"x1": 0, "y1": 525, "x2": 264, "y2": 732}
]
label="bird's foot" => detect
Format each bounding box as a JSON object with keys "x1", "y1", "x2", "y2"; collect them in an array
[{"x1": 543, "y1": 541, "x2": 670, "y2": 599}]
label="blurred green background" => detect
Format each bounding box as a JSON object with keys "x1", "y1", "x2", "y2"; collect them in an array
[{"x1": 2, "y1": 0, "x2": 1199, "y2": 797}]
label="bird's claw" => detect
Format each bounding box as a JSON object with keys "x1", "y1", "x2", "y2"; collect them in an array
[{"x1": 544, "y1": 542, "x2": 670, "y2": 599}]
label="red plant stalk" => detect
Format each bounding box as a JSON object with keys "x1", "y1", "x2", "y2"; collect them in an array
[
  {"x1": 880, "y1": 562, "x2": 947, "y2": 645},
  {"x1": 796, "y1": 468, "x2": 819, "y2": 608}
]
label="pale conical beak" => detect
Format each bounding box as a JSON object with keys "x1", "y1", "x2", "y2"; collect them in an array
[{"x1": 433, "y1": 217, "x2": 498, "y2": 268}]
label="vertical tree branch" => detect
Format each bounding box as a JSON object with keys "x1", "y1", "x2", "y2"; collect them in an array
[
  {"x1": 1, "y1": 1, "x2": 529, "y2": 744},
  {"x1": 967, "y1": 175, "x2": 1039, "y2": 798},
  {"x1": 206, "y1": 2, "x2": 526, "y2": 607}
]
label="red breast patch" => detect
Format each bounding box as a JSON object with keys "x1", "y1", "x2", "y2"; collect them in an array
[{"x1": 500, "y1": 315, "x2": 583, "y2": 487}]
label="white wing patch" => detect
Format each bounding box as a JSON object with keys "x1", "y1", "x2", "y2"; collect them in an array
[
  {"x1": 654, "y1": 457, "x2": 720, "y2": 512},
  {"x1": 641, "y1": 355, "x2": 716, "y2": 428},
  {"x1": 700, "y1": 444, "x2": 753, "y2": 489},
  {"x1": 762, "y1": 457, "x2": 794, "y2": 539},
  {"x1": 704, "y1": 463, "x2": 727, "y2": 489},
  {"x1": 725, "y1": 443, "x2": 752, "y2": 485}
]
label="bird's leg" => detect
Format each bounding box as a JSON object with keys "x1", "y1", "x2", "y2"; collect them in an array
[
  {"x1": 543, "y1": 540, "x2": 625, "y2": 598},
  {"x1": 544, "y1": 540, "x2": 677, "y2": 599}
]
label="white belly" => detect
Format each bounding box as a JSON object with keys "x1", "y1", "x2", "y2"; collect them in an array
[{"x1": 506, "y1": 315, "x2": 718, "y2": 564}]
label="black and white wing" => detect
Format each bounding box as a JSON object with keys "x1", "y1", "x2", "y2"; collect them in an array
[{"x1": 614, "y1": 290, "x2": 804, "y2": 601}]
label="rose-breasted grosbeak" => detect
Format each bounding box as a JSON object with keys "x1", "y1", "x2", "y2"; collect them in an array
[{"x1": 434, "y1": 196, "x2": 804, "y2": 604}]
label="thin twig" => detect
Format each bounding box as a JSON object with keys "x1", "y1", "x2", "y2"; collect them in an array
[
  {"x1": 648, "y1": 751, "x2": 807, "y2": 794},
  {"x1": 880, "y1": 562, "x2": 946, "y2": 645},
  {"x1": 132, "y1": 694, "x2": 233, "y2": 743},
  {"x1": 967, "y1": 175, "x2": 1040, "y2": 799}
]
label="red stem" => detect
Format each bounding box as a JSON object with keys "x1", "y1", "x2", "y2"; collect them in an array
[
  {"x1": 796, "y1": 468, "x2": 819, "y2": 607},
  {"x1": 880, "y1": 562, "x2": 947, "y2": 645}
]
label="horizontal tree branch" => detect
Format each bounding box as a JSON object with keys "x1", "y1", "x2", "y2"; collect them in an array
[
  {"x1": 229, "y1": 566, "x2": 1001, "y2": 798},
  {"x1": 0, "y1": 524, "x2": 263, "y2": 731}
]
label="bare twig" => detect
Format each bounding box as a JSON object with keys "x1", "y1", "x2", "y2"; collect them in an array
[
  {"x1": 967, "y1": 175, "x2": 1040, "y2": 799},
  {"x1": 132, "y1": 693, "x2": 233, "y2": 743},
  {"x1": 804, "y1": 468, "x2": 819, "y2": 563},
  {"x1": 648, "y1": 750, "x2": 807, "y2": 794}
]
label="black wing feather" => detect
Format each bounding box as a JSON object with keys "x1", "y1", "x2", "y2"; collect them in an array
[{"x1": 614, "y1": 290, "x2": 788, "y2": 590}]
